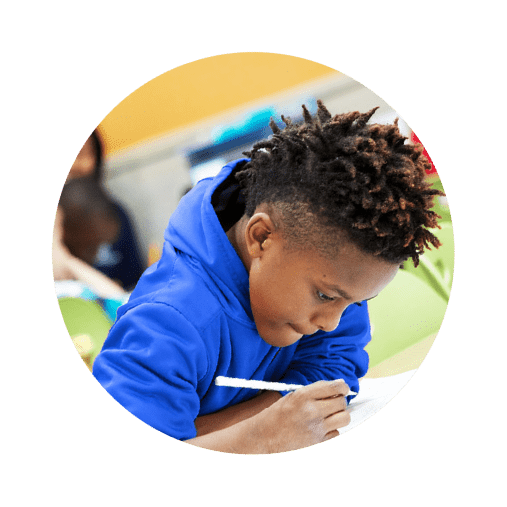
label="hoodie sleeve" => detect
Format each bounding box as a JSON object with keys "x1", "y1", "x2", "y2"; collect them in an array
[
  {"x1": 278, "y1": 302, "x2": 371, "y2": 399},
  {"x1": 93, "y1": 302, "x2": 208, "y2": 441}
]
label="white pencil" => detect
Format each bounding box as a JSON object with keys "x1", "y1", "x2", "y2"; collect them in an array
[{"x1": 215, "y1": 376, "x2": 357, "y2": 395}]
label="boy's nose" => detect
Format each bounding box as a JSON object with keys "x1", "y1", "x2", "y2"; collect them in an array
[{"x1": 311, "y1": 306, "x2": 344, "y2": 333}]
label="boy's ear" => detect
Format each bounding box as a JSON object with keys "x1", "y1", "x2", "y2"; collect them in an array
[{"x1": 245, "y1": 212, "x2": 275, "y2": 258}]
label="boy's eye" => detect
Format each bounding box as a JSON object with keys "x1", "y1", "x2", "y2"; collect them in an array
[
  {"x1": 316, "y1": 291, "x2": 364, "y2": 307},
  {"x1": 316, "y1": 291, "x2": 335, "y2": 302}
]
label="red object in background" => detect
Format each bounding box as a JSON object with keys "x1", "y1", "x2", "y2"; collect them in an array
[{"x1": 410, "y1": 132, "x2": 437, "y2": 175}]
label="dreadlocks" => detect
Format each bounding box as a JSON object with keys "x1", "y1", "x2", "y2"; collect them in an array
[{"x1": 236, "y1": 100, "x2": 443, "y2": 267}]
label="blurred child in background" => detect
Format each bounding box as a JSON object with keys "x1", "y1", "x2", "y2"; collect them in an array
[
  {"x1": 53, "y1": 176, "x2": 127, "y2": 300},
  {"x1": 61, "y1": 130, "x2": 145, "y2": 291}
]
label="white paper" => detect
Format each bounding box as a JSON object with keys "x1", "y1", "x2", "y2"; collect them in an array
[{"x1": 340, "y1": 370, "x2": 417, "y2": 433}]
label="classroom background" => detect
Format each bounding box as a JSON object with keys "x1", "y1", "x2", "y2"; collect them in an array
[{"x1": 54, "y1": 53, "x2": 453, "y2": 391}]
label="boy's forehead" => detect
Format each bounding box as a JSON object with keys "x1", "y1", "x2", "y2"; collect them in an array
[
  {"x1": 281, "y1": 237, "x2": 399, "y2": 299},
  {"x1": 260, "y1": 202, "x2": 399, "y2": 283}
]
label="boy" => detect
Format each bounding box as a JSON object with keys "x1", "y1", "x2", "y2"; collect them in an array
[{"x1": 93, "y1": 101, "x2": 442, "y2": 453}]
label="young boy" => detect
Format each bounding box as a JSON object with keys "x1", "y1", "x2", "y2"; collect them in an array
[{"x1": 93, "y1": 101, "x2": 442, "y2": 453}]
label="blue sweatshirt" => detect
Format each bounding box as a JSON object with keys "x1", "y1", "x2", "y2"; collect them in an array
[{"x1": 93, "y1": 159, "x2": 371, "y2": 440}]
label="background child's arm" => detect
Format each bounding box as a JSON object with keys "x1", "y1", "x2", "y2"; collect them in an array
[
  {"x1": 194, "y1": 391, "x2": 282, "y2": 436},
  {"x1": 187, "y1": 380, "x2": 350, "y2": 453}
]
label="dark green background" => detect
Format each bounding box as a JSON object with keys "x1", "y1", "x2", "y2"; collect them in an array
[{"x1": 2, "y1": 1, "x2": 501, "y2": 505}]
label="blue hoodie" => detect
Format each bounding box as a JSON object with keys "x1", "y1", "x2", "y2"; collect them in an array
[{"x1": 93, "y1": 159, "x2": 371, "y2": 441}]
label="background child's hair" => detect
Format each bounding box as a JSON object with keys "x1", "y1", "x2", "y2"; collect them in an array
[
  {"x1": 236, "y1": 100, "x2": 443, "y2": 267},
  {"x1": 89, "y1": 129, "x2": 104, "y2": 182}
]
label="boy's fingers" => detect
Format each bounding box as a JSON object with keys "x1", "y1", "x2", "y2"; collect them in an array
[
  {"x1": 320, "y1": 394, "x2": 347, "y2": 414},
  {"x1": 300, "y1": 379, "x2": 350, "y2": 399},
  {"x1": 324, "y1": 409, "x2": 351, "y2": 432},
  {"x1": 323, "y1": 429, "x2": 340, "y2": 441}
]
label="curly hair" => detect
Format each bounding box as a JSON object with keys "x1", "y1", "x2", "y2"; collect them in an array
[{"x1": 236, "y1": 100, "x2": 444, "y2": 267}]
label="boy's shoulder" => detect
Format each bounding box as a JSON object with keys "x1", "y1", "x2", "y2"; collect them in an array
[
  {"x1": 115, "y1": 158, "x2": 253, "y2": 335},
  {"x1": 120, "y1": 256, "x2": 226, "y2": 333}
]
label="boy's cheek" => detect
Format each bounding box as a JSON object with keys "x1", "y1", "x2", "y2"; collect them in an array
[{"x1": 255, "y1": 319, "x2": 302, "y2": 348}]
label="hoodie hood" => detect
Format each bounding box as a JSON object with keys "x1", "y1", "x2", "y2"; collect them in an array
[{"x1": 163, "y1": 159, "x2": 253, "y2": 319}]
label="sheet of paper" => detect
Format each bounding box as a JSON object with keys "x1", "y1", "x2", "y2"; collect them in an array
[{"x1": 340, "y1": 369, "x2": 417, "y2": 433}]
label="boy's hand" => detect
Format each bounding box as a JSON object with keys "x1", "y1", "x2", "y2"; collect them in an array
[
  {"x1": 188, "y1": 380, "x2": 351, "y2": 454},
  {"x1": 254, "y1": 380, "x2": 350, "y2": 453}
]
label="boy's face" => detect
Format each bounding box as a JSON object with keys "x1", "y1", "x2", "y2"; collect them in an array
[{"x1": 246, "y1": 219, "x2": 399, "y2": 348}]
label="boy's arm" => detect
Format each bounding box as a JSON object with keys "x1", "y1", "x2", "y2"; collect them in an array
[
  {"x1": 195, "y1": 304, "x2": 371, "y2": 438},
  {"x1": 93, "y1": 302, "x2": 352, "y2": 453},
  {"x1": 93, "y1": 303, "x2": 207, "y2": 440},
  {"x1": 188, "y1": 380, "x2": 350, "y2": 453},
  {"x1": 194, "y1": 391, "x2": 281, "y2": 436}
]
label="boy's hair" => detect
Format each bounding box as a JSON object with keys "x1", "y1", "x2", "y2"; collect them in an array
[{"x1": 236, "y1": 100, "x2": 444, "y2": 267}]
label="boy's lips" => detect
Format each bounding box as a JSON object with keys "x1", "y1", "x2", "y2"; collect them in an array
[{"x1": 290, "y1": 324, "x2": 318, "y2": 336}]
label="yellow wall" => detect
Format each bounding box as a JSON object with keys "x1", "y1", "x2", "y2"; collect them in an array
[{"x1": 98, "y1": 53, "x2": 338, "y2": 155}]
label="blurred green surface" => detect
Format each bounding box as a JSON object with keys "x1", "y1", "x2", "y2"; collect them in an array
[
  {"x1": 403, "y1": 222, "x2": 454, "y2": 301},
  {"x1": 59, "y1": 297, "x2": 113, "y2": 369},
  {"x1": 366, "y1": 270, "x2": 448, "y2": 368}
]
